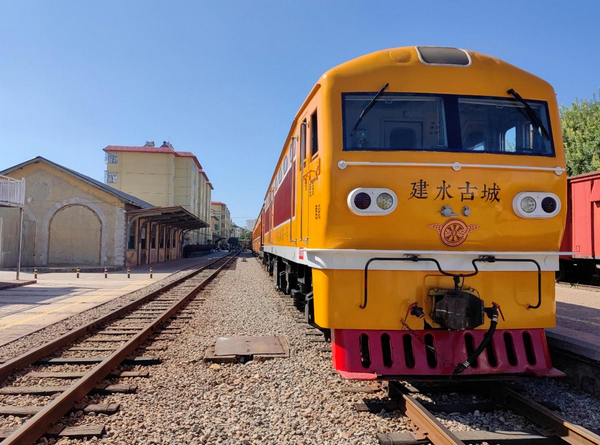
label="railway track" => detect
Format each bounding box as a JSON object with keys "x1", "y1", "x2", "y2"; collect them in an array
[
  {"x1": 371, "y1": 381, "x2": 600, "y2": 445},
  {"x1": 0, "y1": 253, "x2": 237, "y2": 444}
]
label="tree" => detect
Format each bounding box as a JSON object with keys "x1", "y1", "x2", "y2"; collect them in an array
[{"x1": 561, "y1": 90, "x2": 600, "y2": 176}]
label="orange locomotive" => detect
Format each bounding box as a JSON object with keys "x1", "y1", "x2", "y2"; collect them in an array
[{"x1": 253, "y1": 46, "x2": 566, "y2": 379}]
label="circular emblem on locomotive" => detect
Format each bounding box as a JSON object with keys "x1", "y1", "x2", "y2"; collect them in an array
[{"x1": 428, "y1": 219, "x2": 480, "y2": 247}]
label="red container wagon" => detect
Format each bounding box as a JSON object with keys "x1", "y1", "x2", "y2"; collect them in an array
[{"x1": 559, "y1": 171, "x2": 600, "y2": 280}]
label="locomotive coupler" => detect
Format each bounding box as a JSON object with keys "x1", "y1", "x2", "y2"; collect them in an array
[{"x1": 431, "y1": 289, "x2": 485, "y2": 330}]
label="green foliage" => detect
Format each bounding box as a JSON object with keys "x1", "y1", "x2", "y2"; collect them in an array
[{"x1": 561, "y1": 90, "x2": 600, "y2": 176}]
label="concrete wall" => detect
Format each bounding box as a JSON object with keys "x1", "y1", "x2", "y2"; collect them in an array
[
  {"x1": 0, "y1": 207, "x2": 35, "y2": 267},
  {"x1": 0, "y1": 162, "x2": 128, "y2": 267}
]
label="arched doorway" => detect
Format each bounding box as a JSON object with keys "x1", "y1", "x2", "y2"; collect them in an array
[{"x1": 48, "y1": 205, "x2": 101, "y2": 265}]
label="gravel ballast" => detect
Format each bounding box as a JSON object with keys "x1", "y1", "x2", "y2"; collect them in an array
[{"x1": 1, "y1": 255, "x2": 598, "y2": 444}]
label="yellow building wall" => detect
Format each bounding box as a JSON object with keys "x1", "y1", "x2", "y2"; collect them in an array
[
  {"x1": 49, "y1": 205, "x2": 102, "y2": 265},
  {"x1": 106, "y1": 152, "x2": 174, "y2": 207},
  {"x1": 106, "y1": 149, "x2": 213, "y2": 244},
  {"x1": 0, "y1": 162, "x2": 128, "y2": 267},
  {"x1": 174, "y1": 157, "x2": 193, "y2": 210}
]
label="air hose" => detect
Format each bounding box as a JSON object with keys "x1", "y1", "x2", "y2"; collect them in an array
[{"x1": 452, "y1": 304, "x2": 499, "y2": 376}]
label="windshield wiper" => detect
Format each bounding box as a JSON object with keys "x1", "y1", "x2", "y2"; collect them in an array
[
  {"x1": 350, "y1": 82, "x2": 389, "y2": 136},
  {"x1": 507, "y1": 88, "x2": 550, "y2": 140}
]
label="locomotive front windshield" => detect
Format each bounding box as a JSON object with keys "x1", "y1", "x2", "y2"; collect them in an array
[{"x1": 342, "y1": 93, "x2": 554, "y2": 156}]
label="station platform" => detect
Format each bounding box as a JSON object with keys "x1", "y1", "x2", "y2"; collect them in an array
[
  {"x1": 547, "y1": 285, "x2": 600, "y2": 362},
  {"x1": 0, "y1": 253, "x2": 227, "y2": 348}
]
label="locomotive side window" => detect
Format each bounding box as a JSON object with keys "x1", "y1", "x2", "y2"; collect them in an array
[
  {"x1": 311, "y1": 111, "x2": 319, "y2": 157},
  {"x1": 342, "y1": 93, "x2": 554, "y2": 156},
  {"x1": 300, "y1": 120, "x2": 307, "y2": 166}
]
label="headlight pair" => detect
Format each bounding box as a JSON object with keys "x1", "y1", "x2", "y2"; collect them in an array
[
  {"x1": 348, "y1": 188, "x2": 397, "y2": 215},
  {"x1": 513, "y1": 192, "x2": 560, "y2": 218}
]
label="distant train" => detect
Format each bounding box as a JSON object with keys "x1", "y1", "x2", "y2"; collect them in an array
[{"x1": 253, "y1": 46, "x2": 566, "y2": 379}]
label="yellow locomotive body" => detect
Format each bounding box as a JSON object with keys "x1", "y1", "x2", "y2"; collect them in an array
[{"x1": 255, "y1": 46, "x2": 566, "y2": 379}]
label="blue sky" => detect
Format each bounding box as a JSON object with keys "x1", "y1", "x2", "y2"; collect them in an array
[{"x1": 1, "y1": 1, "x2": 599, "y2": 227}]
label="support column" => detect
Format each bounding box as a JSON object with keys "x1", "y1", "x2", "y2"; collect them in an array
[
  {"x1": 137, "y1": 219, "x2": 144, "y2": 266},
  {"x1": 146, "y1": 220, "x2": 151, "y2": 266},
  {"x1": 161, "y1": 225, "x2": 166, "y2": 262},
  {"x1": 16, "y1": 207, "x2": 23, "y2": 281},
  {"x1": 177, "y1": 229, "x2": 183, "y2": 259}
]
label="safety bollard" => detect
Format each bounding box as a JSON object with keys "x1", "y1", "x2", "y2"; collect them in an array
[
  {"x1": 104, "y1": 268, "x2": 108, "y2": 279},
  {"x1": 127, "y1": 267, "x2": 131, "y2": 279},
  {"x1": 76, "y1": 267, "x2": 80, "y2": 279},
  {"x1": 150, "y1": 268, "x2": 153, "y2": 279},
  {"x1": 34, "y1": 268, "x2": 38, "y2": 279}
]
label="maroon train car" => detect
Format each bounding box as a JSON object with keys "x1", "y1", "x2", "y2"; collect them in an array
[{"x1": 559, "y1": 171, "x2": 600, "y2": 280}]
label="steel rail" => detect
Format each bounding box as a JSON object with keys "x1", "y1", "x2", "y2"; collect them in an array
[
  {"x1": 0, "y1": 254, "x2": 229, "y2": 382},
  {"x1": 396, "y1": 391, "x2": 466, "y2": 445},
  {"x1": 1, "y1": 254, "x2": 237, "y2": 445},
  {"x1": 496, "y1": 385, "x2": 600, "y2": 445}
]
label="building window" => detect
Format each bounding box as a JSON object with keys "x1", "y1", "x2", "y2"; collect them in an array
[
  {"x1": 151, "y1": 225, "x2": 156, "y2": 249},
  {"x1": 159, "y1": 227, "x2": 164, "y2": 248},
  {"x1": 105, "y1": 153, "x2": 118, "y2": 164},
  {"x1": 128, "y1": 221, "x2": 136, "y2": 249},
  {"x1": 104, "y1": 171, "x2": 118, "y2": 183}
]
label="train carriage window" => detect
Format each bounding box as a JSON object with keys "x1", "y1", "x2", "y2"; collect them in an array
[
  {"x1": 311, "y1": 111, "x2": 319, "y2": 157},
  {"x1": 341, "y1": 92, "x2": 554, "y2": 156}
]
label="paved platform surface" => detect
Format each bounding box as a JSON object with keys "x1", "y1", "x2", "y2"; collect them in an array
[
  {"x1": 0, "y1": 253, "x2": 227, "y2": 348},
  {"x1": 548, "y1": 285, "x2": 600, "y2": 362}
]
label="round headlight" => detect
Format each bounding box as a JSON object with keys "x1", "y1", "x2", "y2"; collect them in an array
[
  {"x1": 541, "y1": 197, "x2": 557, "y2": 213},
  {"x1": 520, "y1": 196, "x2": 536, "y2": 213},
  {"x1": 376, "y1": 192, "x2": 394, "y2": 210},
  {"x1": 354, "y1": 192, "x2": 371, "y2": 210}
]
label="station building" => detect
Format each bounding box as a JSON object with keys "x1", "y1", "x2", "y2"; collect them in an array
[
  {"x1": 0, "y1": 157, "x2": 207, "y2": 269},
  {"x1": 103, "y1": 142, "x2": 213, "y2": 244},
  {"x1": 211, "y1": 201, "x2": 232, "y2": 242}
]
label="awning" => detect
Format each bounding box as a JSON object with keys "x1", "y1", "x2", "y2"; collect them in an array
[{"x1": 127, "y1": 206, "x2": 208, "y2": 230}]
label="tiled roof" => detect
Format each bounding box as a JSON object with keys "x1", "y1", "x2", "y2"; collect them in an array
[
  {"x1": 0, "y1": 156, "x2": 153, "y2": 209},
  {"x1": 103, "y1": 145, "x2": 174, "y2": 154},
  {"x1": 211, "y1": 201, "x2": 226, "y2": 206}
]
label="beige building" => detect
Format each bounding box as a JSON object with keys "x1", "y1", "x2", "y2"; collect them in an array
[
  {"x1": 231, "y1": 224, "x2": 247, "y2": 238},
  {"x1": 0, "y1": 157, "x2": 205, "y2": 268},
  {"x1": 104, "y1": 142, "x2": 213, "y2": 244},
  {"x1": 211, "y1": 201, "x2": 232, "y2": 242}
]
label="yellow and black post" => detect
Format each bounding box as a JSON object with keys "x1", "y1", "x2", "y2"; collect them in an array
[
  {"x1": 127, "y1": 267, "x2": 131, "y2": 279},
  {"x1": 34, "y1": 268, "x2": 38, "y2": 279},
  {"x1": 150, "y1": 268, "x2": 153, "y2": 279},
  {"x1": 104, "y1": 268, "x2": 108, "y2": 279},
  {"x1": 76, "y1": 267, "x2": 80, "y2": 279}
]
